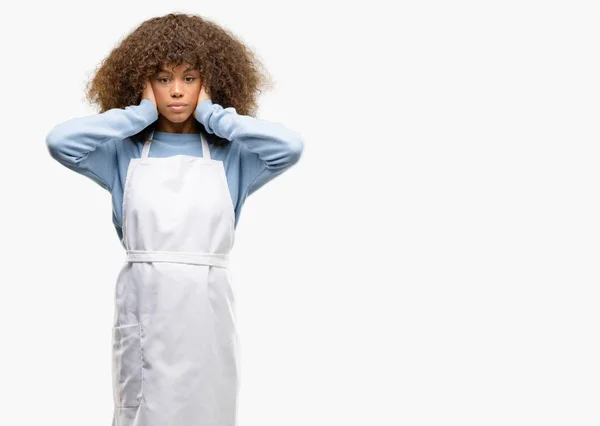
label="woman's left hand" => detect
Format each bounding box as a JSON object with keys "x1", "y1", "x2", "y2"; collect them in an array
[{"x1": 198, "y1": 83, "x2": 211, "y2": 104}]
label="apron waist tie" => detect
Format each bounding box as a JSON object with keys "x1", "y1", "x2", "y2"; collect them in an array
[{"x1": 126, "y1": 250, "x2": 230, "y2": 268}]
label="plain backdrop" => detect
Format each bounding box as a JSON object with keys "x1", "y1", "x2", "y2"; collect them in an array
[{"x1": 0, "y1": 1, "x2": 599, "y2": 425}]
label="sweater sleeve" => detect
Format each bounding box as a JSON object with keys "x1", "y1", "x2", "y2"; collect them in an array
[
  {"x1": 45, "y1": 99, "x2": 159, "y2": 191},
  {"x1": 194, "y1": 99, "x2": 304, "y2": 197}
]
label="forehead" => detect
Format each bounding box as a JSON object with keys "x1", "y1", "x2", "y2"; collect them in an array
[{"x1": 157, "y1": 63, "x2": 198, "y2": 73}]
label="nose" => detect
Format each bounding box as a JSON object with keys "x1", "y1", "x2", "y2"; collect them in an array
[{"x1": 170, "y1": 79, "x2": 183, "y2": 96}]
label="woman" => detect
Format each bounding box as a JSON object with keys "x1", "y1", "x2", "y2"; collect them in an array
[{"x1": 46, "y1": 12, "x2": 304, "y2": 426}]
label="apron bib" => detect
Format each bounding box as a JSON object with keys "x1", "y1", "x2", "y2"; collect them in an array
[{"x1": 111, "y1": 130, "x2": 239, "y2": 426}]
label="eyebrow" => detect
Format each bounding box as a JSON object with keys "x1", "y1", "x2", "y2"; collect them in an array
[{"x1": 157, "y1": 67, "x2": 198, "y2": 73}]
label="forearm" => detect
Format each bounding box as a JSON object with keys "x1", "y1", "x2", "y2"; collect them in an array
[
  {"x1": 195, "y1": 100, "x2": 304, "y2": 171},
  {"x1": 46, "y1": 99, "x2": 158, "y2": 166}
]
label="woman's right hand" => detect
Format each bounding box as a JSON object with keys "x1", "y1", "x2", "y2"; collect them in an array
[{"x1": 141, "y1": 78, "x2": 157, "y2": 107}]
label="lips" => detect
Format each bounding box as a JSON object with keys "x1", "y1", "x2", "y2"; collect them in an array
[{"x1": 168, "y1": 104, "x2": 187, "y2": 112}]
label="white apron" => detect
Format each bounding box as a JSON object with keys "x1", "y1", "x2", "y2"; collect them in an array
[{"x1": 111, "y1": 130, "x2": 239, "y2": 426}]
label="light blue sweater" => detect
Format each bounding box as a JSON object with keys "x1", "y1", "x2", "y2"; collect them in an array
[{"x1": 46, "y1": 99, "x2": 304, "y2": 244}]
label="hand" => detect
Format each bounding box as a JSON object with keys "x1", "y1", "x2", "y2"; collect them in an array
[
  {"x1": 141, "y1": 78, "x2": 157, "y2": 107},
  {"x1": 198, "y1": 82, "x2": 211, "y2": 105}
]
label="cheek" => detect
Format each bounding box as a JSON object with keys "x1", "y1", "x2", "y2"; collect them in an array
[{"x1": 152, "y1": 87, "x2": 168, "y2": 102}]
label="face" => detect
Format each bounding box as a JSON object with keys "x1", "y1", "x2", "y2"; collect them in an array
[{"x1": 151, "y1": 63, "x2": 202, "y2": 123}]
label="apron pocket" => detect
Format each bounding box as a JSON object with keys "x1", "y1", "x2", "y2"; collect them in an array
[{"x1": 112, "y1": 323, "x2": 143, "y2": 408}]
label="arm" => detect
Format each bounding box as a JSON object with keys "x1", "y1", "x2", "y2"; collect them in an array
[
  {"x1": 195, "y1": 99, "x2": 304, "y2": 195},
  {"x1": 46, "y1": 99, "x2": 158, "y2": 191}
]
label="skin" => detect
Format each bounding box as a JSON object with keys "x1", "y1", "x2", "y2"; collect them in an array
[{"x1": 141, "y1": 63, "x2": 212, "y2": 134}]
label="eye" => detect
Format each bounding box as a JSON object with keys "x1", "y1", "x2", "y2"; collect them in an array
[{"x1": 157, "y1": 77, "x2": 196, "y2": 83}]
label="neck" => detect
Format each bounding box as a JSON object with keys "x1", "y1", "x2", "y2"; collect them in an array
[{"x1": 154, "y1": 115, "x2": 200, "y2": 134}]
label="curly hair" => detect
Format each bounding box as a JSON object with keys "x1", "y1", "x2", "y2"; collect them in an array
[{"x1": 84, "y1": 12, "x2": 274, "y2": 145}]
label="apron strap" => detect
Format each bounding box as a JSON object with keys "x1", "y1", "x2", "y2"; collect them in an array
[
  {"x1": 141, "y1": 130, "x2": 153, "y2": 159},
  {"x1": 201, "y1": 133, "x2": 211, "y2": 160}
]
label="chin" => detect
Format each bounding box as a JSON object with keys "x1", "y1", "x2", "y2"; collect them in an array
[
  {"x1": 170, "y1": 116, "x2": 191, "y2": 123},
  {"x1": 164, "y1": 112, "x2": 193, "y2": 122}
]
